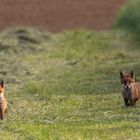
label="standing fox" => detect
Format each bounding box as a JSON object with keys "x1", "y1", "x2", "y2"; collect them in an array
[
  {"x1": 0, "y1": 80, "x2": 7, "y2": 119},
  {"x1": 120, "y1": 71, "x2": 140, "y2": 106}
]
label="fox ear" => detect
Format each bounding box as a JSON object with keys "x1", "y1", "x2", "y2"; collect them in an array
[
  {"x1": 0, "y1": 80, "x2": 4, "y2": 87},
  {"x1": 120, "y1": 71, "x2": 124, "y2": 78},
  {"x1": 130, "y1": 70, "x2": 135, "y2": 78}
]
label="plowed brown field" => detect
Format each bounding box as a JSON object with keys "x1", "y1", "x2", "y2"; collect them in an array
[{"x1": 0, "y1": 0, "x2": 127, "y2": 32}]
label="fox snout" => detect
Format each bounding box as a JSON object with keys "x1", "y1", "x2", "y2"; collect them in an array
[{"x1": 123, "y1": 83, "x2": 131, "y2": 89}]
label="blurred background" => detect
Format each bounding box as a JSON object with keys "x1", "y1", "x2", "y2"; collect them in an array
[{"x1": 0, "y1": 0, "x2": 126, "y2": 32}]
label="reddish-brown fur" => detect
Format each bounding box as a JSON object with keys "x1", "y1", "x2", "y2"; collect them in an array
[
  {"x1": 0, "y1": 80, "x2": 7, "y2": 120},
  {"x1": 120, "y1": 71, "x2": 140, "y2": 106}
]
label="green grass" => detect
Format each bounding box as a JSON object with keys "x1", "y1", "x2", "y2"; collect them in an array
[{"x1": 0, "y1": 28, "x2": 140, "y2": 139}]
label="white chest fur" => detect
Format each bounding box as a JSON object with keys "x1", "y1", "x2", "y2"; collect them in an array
[{"x1": 0, "y1": 92, "x2": 4, "y2": 103}]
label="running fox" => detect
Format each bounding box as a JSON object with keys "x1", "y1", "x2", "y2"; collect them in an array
[
  {"x1": 120, "y1": 71, "x2": 140, "y2": 106},
  {"x1": 0, "y1": 80, "x2": 7, "y2": 119}
]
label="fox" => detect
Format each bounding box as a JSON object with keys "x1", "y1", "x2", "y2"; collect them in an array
[
  {"x1": 120, "y1": 71, "x2": 140, "y2": 106},
  {"x1": 0, "y1": 80, "x2": 7, "y2": 119}
]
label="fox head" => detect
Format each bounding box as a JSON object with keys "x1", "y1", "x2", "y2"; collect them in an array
[{"x1": 120, "y1": 71, "x2": 135, "y2": 88}]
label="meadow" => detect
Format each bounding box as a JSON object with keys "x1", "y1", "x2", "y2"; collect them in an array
[{"x1": 0, "y1": 27, "x2": 139, "y2": 140}]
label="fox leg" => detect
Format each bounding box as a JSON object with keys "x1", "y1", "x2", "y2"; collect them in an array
[
  {"x1": 129, "y1": 99, "x2": 135, "y2": 106},
  {"x1": 0, "y1": 112, "x2": 3, "y2": 120},
  {"x1": 124, "y1": 98, "x2": 129, "y2": 106},
  {"x1": 133, "y1": 99, "x2": 138, "y2": 106},
  {"x1": 1, "y1": 113, "x2": 3, "y2": 120}
]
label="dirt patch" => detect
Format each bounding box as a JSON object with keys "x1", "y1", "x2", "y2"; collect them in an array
[{"x1": 0, "y1": 0, "x2": 127, "y2": 32}]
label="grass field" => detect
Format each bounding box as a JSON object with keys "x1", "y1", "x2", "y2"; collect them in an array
[{"x1": 0, "y1": 28, "x2": 140, "y2": 140}]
